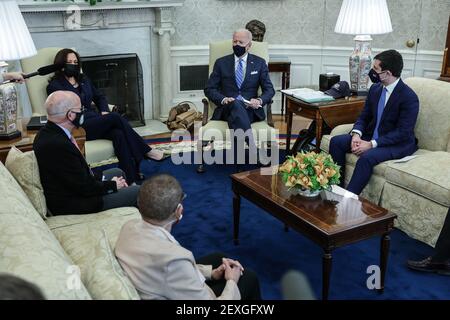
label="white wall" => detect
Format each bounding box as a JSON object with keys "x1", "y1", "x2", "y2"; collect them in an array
[{"x1": 170, "y1": 45, "x2": 444, "y2": 114}]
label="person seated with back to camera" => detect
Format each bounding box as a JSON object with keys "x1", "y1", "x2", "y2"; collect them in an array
[
  {"x1": 46, "y1": 48, "x2": 164, "y2": 185},
  {"x1": 33, "y1": 91, "x2": 140, "y2": 215},
  {"x1": 115, "y1": 174, "x2": 262, "y2": 300}
]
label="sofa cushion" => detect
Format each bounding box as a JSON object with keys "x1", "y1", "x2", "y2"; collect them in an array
[
  {"x1": 0, "y1": 160, "x2": 44, "y2": 224},
  {"x1": 49, "y1": 209, "x2": 140, "y2": 299},
  {"x1": 46, "y1": 207, "x2": 139, "y2": 232},
  {"x1": 385, "y1": 151, "x2": 450, "y2": 207},
  {"x1": 403, "y1": 77, "x2": 450, "y2": 152},
  {"x1": 0, "y1": 213, "x2": 91, "y2": 300},
  {"x1": 5, "y1": 147, "x2": 47, "y2": 219}
]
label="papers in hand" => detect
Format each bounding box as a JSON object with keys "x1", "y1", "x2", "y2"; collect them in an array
[
  {"x1": 281, "y1": 88, "x2": 335, "y2": 103},
  {"x1": 242, "y1": 98, "x2": 261, "y2": 108}
]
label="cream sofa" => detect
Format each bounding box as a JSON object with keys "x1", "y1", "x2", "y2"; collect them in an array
[
  {"x1": 0, "y1": 147, "x2": 140, "y2": 299},
  {"x1": 320, "y1": 77, "x2": 450, "y2": 247}
]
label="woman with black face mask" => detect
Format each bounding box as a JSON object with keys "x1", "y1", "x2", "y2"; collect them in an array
[{"x1": 47, "y1": 48, "x2": 164, "y2": 184}]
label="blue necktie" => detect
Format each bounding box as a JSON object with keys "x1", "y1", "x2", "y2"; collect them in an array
[
  {"x1": 372, "y1": 87, "x2": 388, "y2": 140},
  {"x1": 235, "y1": 58, "x2": 244, "y2": 89}
]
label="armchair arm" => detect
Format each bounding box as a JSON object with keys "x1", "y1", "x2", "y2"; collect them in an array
[
  {"x1": 330, "y1": 123, "x2": 354, "y2": 136},
  {"x1": 266, "y1": 100, "x2": 274, "y2": 127},
  {"x1": 202, "y1": 98, "x2": 209, "y2": 126}
]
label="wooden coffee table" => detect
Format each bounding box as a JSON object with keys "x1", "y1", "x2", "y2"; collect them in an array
[
  {"x1": 0, "y1": 118, "x2": 86, "y2": 163},
  {"x1": 231, "y1": 167, "x2": 396, "y2": 300}
]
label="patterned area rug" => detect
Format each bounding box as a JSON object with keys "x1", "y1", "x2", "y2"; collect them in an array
[
  {"x1": 89, "y1": 134, "x2": 299, "y2": 168},
  {"x1": 147, "y1": 134, "x2": 298, "y2": 155}
]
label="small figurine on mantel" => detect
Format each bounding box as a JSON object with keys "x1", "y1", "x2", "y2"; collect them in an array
[{"x1": 245, "y1": 20, "x2": 266, "y2": 42}]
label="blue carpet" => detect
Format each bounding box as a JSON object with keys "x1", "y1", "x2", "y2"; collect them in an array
[{"x1": 108, "y1": 151, "x2": 449, "y2": 300}]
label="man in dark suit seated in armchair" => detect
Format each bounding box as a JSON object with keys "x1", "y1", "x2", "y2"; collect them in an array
[
  {"x1": 329, "y1": 50, "x2": 420, "y2": 195},
  {"x1": 34, "y1": 91, "x2": 140, "y2": 215},
  {"x1": 204, "y1": 29, "x2": 275, "y2": 154}
]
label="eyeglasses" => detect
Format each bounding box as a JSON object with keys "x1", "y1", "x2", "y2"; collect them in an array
[
  {"x1": 48, "y1": 106, "x2": 84, "y2": 116},
  {"x1": 68, "y1": 106, "x2": 85, "y2": 114}
]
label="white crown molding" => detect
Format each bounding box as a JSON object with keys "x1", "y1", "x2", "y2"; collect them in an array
[{"x1": 18, "y1": 0, "x2": 184, "y2": 13}]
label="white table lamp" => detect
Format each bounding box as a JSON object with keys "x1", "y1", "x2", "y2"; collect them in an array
[
  {"x1": 0, "y1": 0, "x2": 37, "y2": 140},
  {"x1": 334, "y1": 0, "x2": 393, "y2": 95}
]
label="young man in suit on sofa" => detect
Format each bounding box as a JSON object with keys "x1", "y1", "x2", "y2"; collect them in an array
[
  {"x1": 34, "y1": 91, "x2": 140, "y2": 215},
  {"x1": 329, "y1": 49, "x2": 420, "y2": 195}
]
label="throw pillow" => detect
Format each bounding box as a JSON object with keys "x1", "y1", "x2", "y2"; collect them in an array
[{"x1": 5, "y1": 147, "x2": 47, "y2": 219}]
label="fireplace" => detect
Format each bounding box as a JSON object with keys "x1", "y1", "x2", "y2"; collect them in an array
[{"x1": 81, "y1": 53, "x2": 145, "y2": 127}]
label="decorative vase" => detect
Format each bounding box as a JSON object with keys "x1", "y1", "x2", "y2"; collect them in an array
[{"x1": 294, "y1": 188, "x2": 321, "y2": 198}]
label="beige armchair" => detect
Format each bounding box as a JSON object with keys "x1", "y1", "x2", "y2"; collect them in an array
[
  {"x1": 20, "y1": 47, "x2": 117, "y2": 167},
  {"x1": 198, "y1": 40, "x2": 276, "y2": 172}
]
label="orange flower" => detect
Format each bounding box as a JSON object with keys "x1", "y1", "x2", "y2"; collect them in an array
[
  {"x1": 324, "y1": 167, "x2": 336, "y2": 178},
  {"x1": 317, "y1": 174, "x2": 329, "y2": 186},
  {"x1": 285, "y1": 175, "x2": 298, "y2": 187},
  {"x1": 314, "y1": 163, "x2": 324, "y2": 176},
  {"x1": 298, "y1": 175, "x2": 313, "y2": 188},
  {"x1": 279, "y1": 161, "x2": 293, "y2": 173}
]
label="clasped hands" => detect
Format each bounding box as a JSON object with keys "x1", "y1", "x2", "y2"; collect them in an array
[
  {"x1": 211, "y1": 257, "x2": 244, "y2": 283},
  {"x1": 351, "y1": 133, "x2": 372, "y2": 156},
  {"x1": 111, "y1": 176, "x2": 128, "y2": 189},
  {"x1": 223, "y1": 97, "x2": 261, "y2": 109}
]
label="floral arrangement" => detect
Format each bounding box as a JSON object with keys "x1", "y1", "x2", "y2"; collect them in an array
[{"x1": 278, "y1": 151, "x2": 341, "y2": 193}]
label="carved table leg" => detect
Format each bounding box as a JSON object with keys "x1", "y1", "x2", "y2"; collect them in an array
[{"x1": 233, "y1": 191, "x2": 241, "y2": 245}]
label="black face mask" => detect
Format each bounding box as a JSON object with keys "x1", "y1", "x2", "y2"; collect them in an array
[
  {"x1": 369, "y1": 68, "x2": 384, "y2": 83},
  {"x1": 233, "y1": 44, "x2": 247, "y2": 57},
  {"x1": 68, "y1": 109, "x2": 84, "y2": 128},
  {"x1": 64, "y1": 63, "x2": 80, "y2": 78}
]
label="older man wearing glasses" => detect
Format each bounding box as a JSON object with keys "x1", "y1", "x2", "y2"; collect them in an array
[{"x1": 34, "y1": 90, "x2": 140, "y2": 215}]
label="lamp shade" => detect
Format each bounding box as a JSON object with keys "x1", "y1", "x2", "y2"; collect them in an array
[
  {"x1": 334, "y1": 0, "x2": 393, "y2": 35},
  {"x1": 0, "y1": 1, "x2": 36, "y2": 61}
]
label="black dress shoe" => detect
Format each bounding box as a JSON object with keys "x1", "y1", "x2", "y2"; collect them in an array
[{"x1": 407, "y1": 257, "x2": 450, "y2": 275}]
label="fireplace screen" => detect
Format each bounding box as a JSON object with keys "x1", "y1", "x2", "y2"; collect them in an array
[{"x1": 81, "y1": 53, "x2": 145, "y2": 127}]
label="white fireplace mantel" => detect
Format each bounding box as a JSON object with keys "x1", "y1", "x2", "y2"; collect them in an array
[
  {"x1": 18, "y1": 0, "x2": 184, "y2": 12},
  {"x1": 18, "y1": 0, "x2": 185, "y2": 121}
]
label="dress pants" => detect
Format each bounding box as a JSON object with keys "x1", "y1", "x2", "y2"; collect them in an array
[
  {"x1": 222, "y1": 100, "x2": 258, "y2": 132},
  {"x1": 329, "y1": 134, "x2": 395, "y2": 195},
  {"x1": 83, "y1": 112, "x2": 151, "y2": 184},
  {"x1": 221, "y1": 101, "x2": 261, "y2": 161},
  {"x1": 433, "y1": 208, "x2": 450, "y2": 262},
  {"x1": 196, "y1": 252, "x2": 262, "y2": 300},
  {"x1": 101, "y1": 168, "x2": 140, "y2": 210}
]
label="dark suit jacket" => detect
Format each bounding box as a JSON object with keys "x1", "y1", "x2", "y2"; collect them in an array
[
  {"x1": 47, "y1": 75, "x2": 109, "y2": 120},
  {"x1": 353, "y1": 79, "x2": 419, "y2": 158},
  {"x1": 33, "y1": 121, "x2": 117, "y2": 215},
  {"x1": 204, "y1": 53, "x2": 275, "y2": 121}
]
